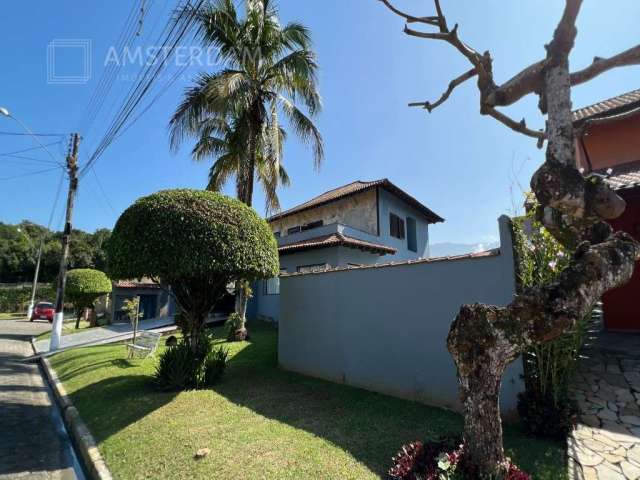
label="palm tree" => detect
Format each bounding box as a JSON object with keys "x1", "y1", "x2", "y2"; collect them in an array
[
  {"x1": 191, "y1": 114, "x2": 290, "y2": 214},
  {"x1": 170, "y1": 0, "x2": 323, "y2": 334}
]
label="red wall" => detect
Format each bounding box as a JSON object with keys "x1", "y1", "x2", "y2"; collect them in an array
[
  {"x1": 602, "y1": 195, "x2": 640, "y2": 331},
  {"x1": 575, "y1": 112, "x2": 640, "y2": 171},
  {"x1": 574, "y1": 113, "x2": 640, "y2": 331}
]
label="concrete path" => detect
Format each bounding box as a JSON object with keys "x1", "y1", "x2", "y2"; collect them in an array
[
  {"x1": 0, "y1": 319, "x2": 83, "y2": 479},
  {"x1": 569, "y1": 332, "x2": 640, "y2": 480},
  {"x1": 32, "y1": 316, "x2": 177, "y2": 355}
]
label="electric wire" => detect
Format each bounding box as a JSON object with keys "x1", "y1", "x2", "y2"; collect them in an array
[
  {"x1": 79, "y1": 0, "x2": 203, "y2": 178},
  {"x1": 0, "y1": 166, "x2": 62, "y2": 181},
  {"x1": 90, "y1": 166, "x2": 117, "y2": 214},
  {"x1": 78, "y1": 1, "x2": 144, "y2": 138},
  {"x1": 0, "y1": 131, "x2": 68, "y2": 137}
]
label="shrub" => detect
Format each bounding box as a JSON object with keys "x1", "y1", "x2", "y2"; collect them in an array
[
  {"x1": 66, "y1": 269, "x2": 112, "y2": 328},
  {"x1": 154, "y1": 335, "x2": 228, "y2": 391},
  {"x1": 389, "y1": 437, "x2": 530, "y2": 480},
  {"x1": 512, "y1": 211, "x2": 589, "y2": 438},
  {"x1": 517, "y1": 389, "x2": 578, "y2": 439},
  {"x1": 224, "y1": 312, "x2": 245, "y2": 342},
  {"x1": 0, "y1": 284, "x2": 56, "y2": 313},
  {"x1": 107, "y1": 189, "x2": 279, "y2": 348}
]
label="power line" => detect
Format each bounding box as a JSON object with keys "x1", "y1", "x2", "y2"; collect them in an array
[
  {"x1": 0, "y1": 131, "x2": 68, "y2": 137},
  {"x1": 80, "y1": 0, "x2": 203, "y2": 178},
  {"x1": 90, "y1": 166, "x2": 116, "y2": 214},
  {"x1": 78, "y1": 0, "x2": 145, "y2": 137},
  {"x1": 0, "y1": 141, "x2": 63, "y2": 166},
  {"x1": 0, "y1": 166, "x2": 62, "y2": 181},
  {"x1": 0, "y1": 155, "x2": 59, "y2": 166},
  {"x1": 0, "y1": 140, "x2": 62, "y2": 156},
  {"x1": 45, "y1": 171, "x2": 66, "y2": 231}
]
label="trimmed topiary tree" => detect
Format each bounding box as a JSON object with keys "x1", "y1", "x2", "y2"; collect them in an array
[
  {"x1": 106, "y1": 189, "x2": 279, "y2": 348},
  {"x1": 66, "y1": 269, "x2": 112, "y2": 329}
]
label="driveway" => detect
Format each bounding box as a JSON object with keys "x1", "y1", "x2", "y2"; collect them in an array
[
  {"x1": 32, "y1": 316, "x2": 177, "y2": 355},
  {"x1": 569, "y1": 332, "x2": 640, "y2": 480},
  {"x1": 0, "y1": 318, "x2": 83, "y2": 479}
]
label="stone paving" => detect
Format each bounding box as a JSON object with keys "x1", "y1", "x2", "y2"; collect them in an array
[
  {"x1": 0, "y1": 318, "x2": 80, "y2": 479},
  {"x1": 569, "y1": 331, "x2": 640, "y2": 480}
]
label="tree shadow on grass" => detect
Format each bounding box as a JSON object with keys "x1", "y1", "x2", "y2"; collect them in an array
[
  {"x1": 60, "y1": 324, "x2": 566, "y2": 478},
  {"x1": 68, "y1": 373, "x2": 178, "y2": 444},
  {"x1": 207, "y1": 323, "x2": 567, "y2": 479}
]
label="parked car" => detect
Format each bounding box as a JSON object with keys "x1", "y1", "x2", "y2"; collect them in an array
[{"x1": 31, "y1": 302, "x2": 55, "y2": 322}]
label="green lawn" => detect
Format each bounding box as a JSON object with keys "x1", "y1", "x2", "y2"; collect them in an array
[
  {"x1": 50, "y1": 322, "x2": 567, "y2": 479},
  {"x1": 36, "y1": 317, "x2": 92, "y2": 341},
  {"x1": 0, "y1": 312, "x2": 22, "y2": 320}
]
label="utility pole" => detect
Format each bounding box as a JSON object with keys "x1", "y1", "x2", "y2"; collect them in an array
[
  {"x1": 50, "y1": 133, "x2": 80, "y2": 351},
  {"x1": 26, "y1": 238, "x2": 44, "y2": 321}
]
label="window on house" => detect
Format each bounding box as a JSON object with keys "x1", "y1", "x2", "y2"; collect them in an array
[
  {"x1": 264, "y1": 268, "x2": 287, "y2": 295},
  {"x1": 296, "y1": 263, "x2": 327, "y2": 274},
  {"x1": 389, "y1": 213, "x2": 405, "y2": 239},
  {"x1": 287, "y1": 226, "x2": 302, "y2": 235},
  {"x1": 406, "y1": 217, "x2": 417, "y2": 252},
  {"x1": 301, "y1": 220, "x2": 323, "y2": 231},
  {"x1": 274, "y1": 231, "x2": 281, "y2": 238}
]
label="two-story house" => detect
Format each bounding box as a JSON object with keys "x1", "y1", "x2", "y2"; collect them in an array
[
  {"x1": 248, "y1": 179, "x2": 444, "y2": 321},
  {"x1": 574, "y1": 88, "x2": 640, "y2": 332}
]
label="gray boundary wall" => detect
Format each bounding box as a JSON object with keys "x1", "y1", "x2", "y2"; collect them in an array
[{"x1": 279, "y1": 215, "x2": 524, "y2": 415}]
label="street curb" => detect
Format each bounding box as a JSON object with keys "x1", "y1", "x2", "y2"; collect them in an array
[
  {"x1": 30, "y1": 336, "x2": 39, "y2": 356},
  {"x1": 40, "y1": 356, "x2": 113, "y2": 480}
]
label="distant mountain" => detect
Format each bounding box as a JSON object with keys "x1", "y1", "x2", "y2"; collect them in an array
[{"x1": 429, "y1": 241, "x2": 500, "y2": 258}]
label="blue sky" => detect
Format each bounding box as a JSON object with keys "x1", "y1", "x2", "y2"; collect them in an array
[{"x1": 0, "y1": 0, "x2": 638, "y2": 245}]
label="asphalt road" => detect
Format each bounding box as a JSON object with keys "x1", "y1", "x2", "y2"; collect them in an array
[{"x1": 0, "y1": 318, "x2": 84, "y2": 479}]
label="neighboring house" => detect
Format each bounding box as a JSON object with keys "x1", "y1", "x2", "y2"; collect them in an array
[
  {"x1": 249, "y1": 179, "x2": 444, "y2": 321},
  {"x1": 111, "y1": 279, "x2": 174, "y2": 322},
  {"x1": 574, "y1": 88, "x2": 640, "y2": 332}
]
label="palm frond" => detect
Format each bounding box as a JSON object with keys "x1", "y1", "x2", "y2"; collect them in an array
[{"x1": 278, "y1": 95, "x2": 324, "y2": 169}]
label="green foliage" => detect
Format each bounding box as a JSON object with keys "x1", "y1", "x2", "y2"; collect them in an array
[
  {"x1": 121, "y1": 297, "x2": 143, "y2": 322},
  {"x1": 0, "y1": 221, "x2": 111, "y2": 283},
  {"x1": 0, "y1": 284, "x2": 56, "y2": 313},
  {"x1": 517, "y1": 390, "x2": 578, "y2": 440},
  {"x1": 107, "y1": 189, "x2": 278, "y2": 343},
  {"x1": 512, "y1": 212, "x2": 589, "y2": 437},
  {"x1": 169, "y1": 0, "x2": 323, "y2": 212},
  {"x1": 106, "y1": 189, "x2": 279, "y2": 282},
  {"x1": 66, "y1": 269, "x2": 112, "y2": 309},
  {"x1": 224, "y1": 312, "x2": 243, "y2": 338},
  {"x1": 154, "y1": 334, "x2": 228, "y2": 391}
]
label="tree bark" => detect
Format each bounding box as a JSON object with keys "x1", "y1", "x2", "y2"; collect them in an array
[
  {"x1": 234, "y1": 113, "x2": 260, "y2": 333},
  {"x1": 448, "y1": 305, "x2": 517, "y2": 474}
]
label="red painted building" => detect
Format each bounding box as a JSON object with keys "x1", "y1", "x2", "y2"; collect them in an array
[{"x1": 574, "y1": 89, "x2": 640, "y2": 332}]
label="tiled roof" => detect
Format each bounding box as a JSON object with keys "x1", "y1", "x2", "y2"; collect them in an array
[
  {"x1": 113, "y1": 279, "x2": 161, "y2": 289},
  {"x1": 281, "y1": 248, "x2": 500, "y2": 276},
  {"x1": 598, "y1": 161, "x2": 640, "y2": 191},
  {"x1": 278, "y1": 232, "x2": 397, "y2": 256},
  {"x1": 573, "y1": 89, "x2": 640, "y2": 124},
  {"x1": 268, "y1": 179, "x2": 444, "y2": 224}
]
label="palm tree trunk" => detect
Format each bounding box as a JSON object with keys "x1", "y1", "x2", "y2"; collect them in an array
[{"x1": 233, "y1": 124, "x2": 259, "y2": 336}]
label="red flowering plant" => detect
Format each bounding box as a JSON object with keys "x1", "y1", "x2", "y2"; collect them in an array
[{"x1": 388, "y1": 437, "x2": 530, "y2": 480}]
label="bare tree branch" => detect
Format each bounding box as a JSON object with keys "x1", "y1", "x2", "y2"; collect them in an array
[
  {"x1": 409, "y1": 68, "x2": 477, "y2": 112},
  {"x1": 571, "y1": 44, "x2": 640, "y2": 85},
  {"x1": 484, "y1": 107, "x2": 546, "y2": 145},
  {"x1": 378, "y1": 0, "x2": 439, "y2": 26}
]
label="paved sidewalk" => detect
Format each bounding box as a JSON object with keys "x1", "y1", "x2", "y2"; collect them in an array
[
  {"x1": 0, "y1": 319, "x2": 81, "y2": 479},
  {"x1": 569, "y1": 332, "x2": 640, "y2": 480},
  {"x1": 32, "y1": 316, "x2": 176, "y2": 355}
]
